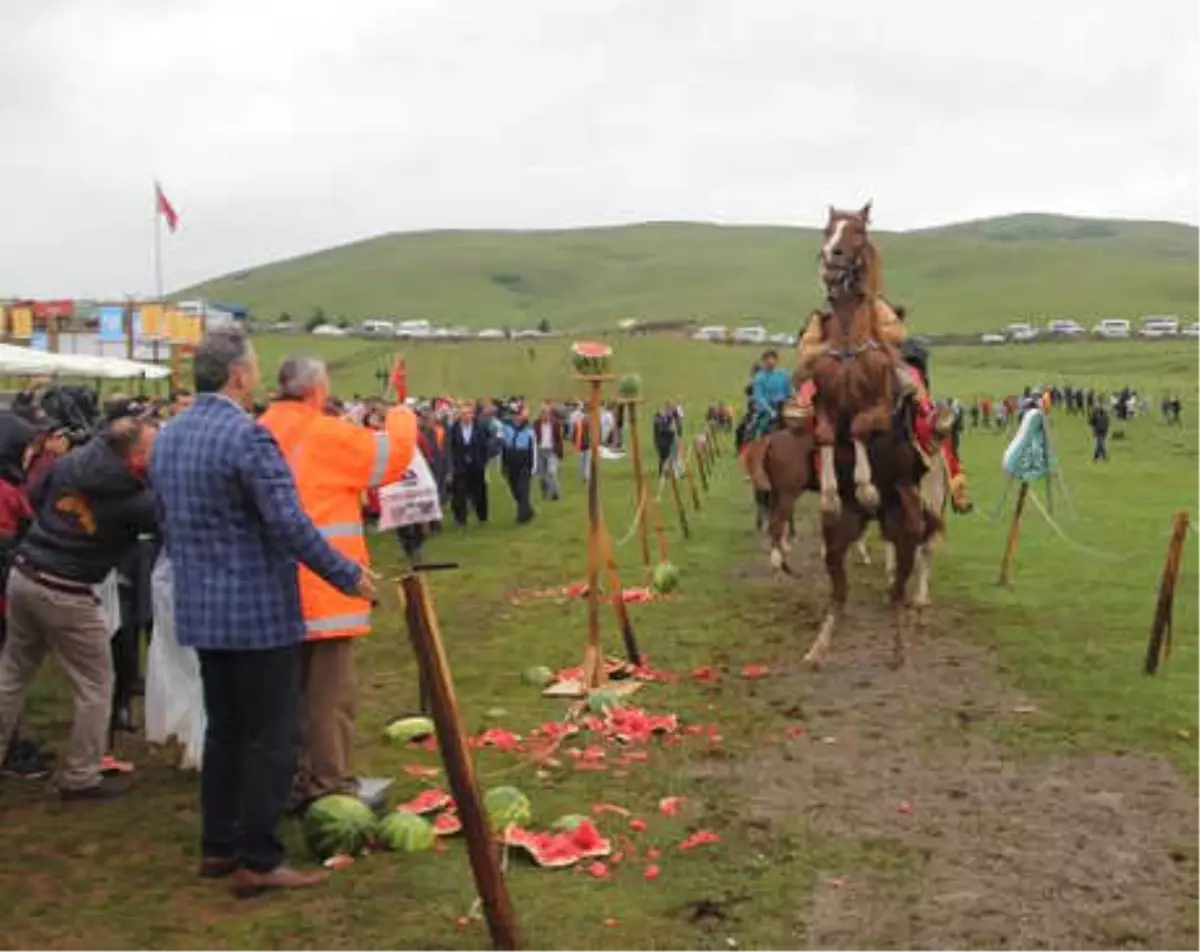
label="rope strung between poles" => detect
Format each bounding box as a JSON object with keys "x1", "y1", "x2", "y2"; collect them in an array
[{"x1": 611, "y1": 489, "x2": 648, "y2": 548}]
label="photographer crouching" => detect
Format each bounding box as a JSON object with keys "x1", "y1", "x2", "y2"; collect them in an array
[{"x1": 0, "y1": 415, "x2": 157, "y2": 800}]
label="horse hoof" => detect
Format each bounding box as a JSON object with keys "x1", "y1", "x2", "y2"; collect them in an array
[
  {"x1": 819, "y1": 493, "x2": 842, "y2": 517},
  {"x1": 781, "y1": 537, "x2": 792, "y2": 554},
  {"x1": 803, "y1": 650, "x2": 825, "y2": 670},
  {"x1": 856, "y1": 483, "x2": 880, "y2": 510},
  {"x1": 887, "y1": 651, "x2": 906, "y2": 670},
  {"x1": 769, "y1": 547, "x2": 783, "y2": 570}
]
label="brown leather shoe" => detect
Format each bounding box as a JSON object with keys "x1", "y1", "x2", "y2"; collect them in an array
[
  {"x1": 199, "y1": 856, "x2": 238, "y2": 879},
  {"x1": 230, "y1": 864, "x2": 329, "y2": 899}
]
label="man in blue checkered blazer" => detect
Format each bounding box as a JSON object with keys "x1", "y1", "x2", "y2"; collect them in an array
[{"x1": 151, "y1": 328, "x2": 374, "y2": 898}]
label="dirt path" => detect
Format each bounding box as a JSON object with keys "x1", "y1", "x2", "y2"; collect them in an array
[{"x1": 722, "y1": 539, "x2": 1198, "y2": 950}]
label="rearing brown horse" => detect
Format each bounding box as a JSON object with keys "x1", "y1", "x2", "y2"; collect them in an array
[{"x1": 793, "y1": 203, "x2": 937, "y2": 669}]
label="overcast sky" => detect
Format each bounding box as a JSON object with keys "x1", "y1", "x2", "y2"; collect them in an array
[{"x1": 3, "y1": 0, "x2": 1197, "y2": 298}]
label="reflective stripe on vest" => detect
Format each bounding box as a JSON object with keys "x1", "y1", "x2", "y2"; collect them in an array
[
  {"x1": 368, "y1": 432, "x2": 391, "y2": 487},
  {"x1": 320, "y1": 521, "x2": 363, "y2": 540},
  {"x1": 306, "y1": 611, "x2": 371, "y2": 634}
]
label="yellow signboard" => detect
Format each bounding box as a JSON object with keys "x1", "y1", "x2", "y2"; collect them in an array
[
  {"x1": 11, "y1": 306, "x2": 32, "y2": 338},
  {"x1": 141, "y1": 303, "x2": 165, "y2": 337},
  {"x1": 181, "y1": 314, "x2": 202, "y2": 344},
  {"x1": 0, "y1": 306, "x2": 8, "y2": 337}
]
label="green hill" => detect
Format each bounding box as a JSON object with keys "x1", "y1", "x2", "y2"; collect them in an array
[{"x1": 180, "y1": 214, "x2": 1198, "y2": 334}]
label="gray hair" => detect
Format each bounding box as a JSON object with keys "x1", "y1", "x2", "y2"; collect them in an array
[
  {"x1": 193, "y1": 328, "x2": 251, "y2": 394},
  {"x1": 277, "y1": 356, "x2": 329, "y2": 399}
]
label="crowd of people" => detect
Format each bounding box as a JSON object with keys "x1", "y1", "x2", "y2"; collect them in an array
[{"x1": 0, "y1": 329, "x2": 702, "y2": 897}]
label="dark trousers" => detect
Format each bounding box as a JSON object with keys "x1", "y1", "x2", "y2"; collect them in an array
[
  {"x1": 197, "y1": 645, "x2": 300, "y2": 872},
  {"x1": 1093, "y1": 435, "x2": 1108, "y2": 461},
  {"x1": 396, "y1": 525, "x2": 425, "y2": 559},
  {"x1": 505, "y1": 463, "x2": 534, "y2": 523},
  {"x1": 451, "y1": 467, "x2": 488, "y2": 526},
  {"x1": 111, "y1": 585, "x2": 141, "y2": 712},
  {"x1": 655, "y1": 439, "x2": 674, "y2": 476}
]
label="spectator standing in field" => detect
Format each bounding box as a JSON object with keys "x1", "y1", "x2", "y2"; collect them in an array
[
  {"x1": 499, "y1": 403, "x2": 536, "y2": 524},
  {"x1": 448, "y1": 402, "x2": 489, "y2": 527},
  {"x1": 653, "y1": 402, "x2": 678, "y2": 477},
  {"x1": 0, "y1": 417, "x2": 157, "y2": 799},
  {"x1": 258, "y1": 357, "x2": 416, "y2": 811},
  {"x1": 1089, "y1": 400, "x2": 1111, "y2": 462},
  {"x1": 534, "y1": 400, "x2": 563, "y2": 501},
  {"x1": 150, "y1": 330, "x2": 374, "y2": 896}
]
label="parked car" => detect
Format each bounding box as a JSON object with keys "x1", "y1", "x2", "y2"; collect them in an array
[
  {"x1": 311, "y1": 324, "x2": 348, "y2": 337},
  {"x1": 1005, "y1": 322, "x2": 1038, "y2": 342},
  {"x1": 1093, "y1": 318, "x2": 1131, "y2": 339},
  {"x1": 1182, "y1": 322, "x2": 1200, "y2": 338},
  {"x1": 1139, "y1": 316, "x2": 1180, "y2": 338},
  {"x1": 361, "y1": 319, "x2": 396, "y2": 338},
  {"x1": 691, "y1": 325, "x2": 728, "y2": 342},
  {"x1": 477, "y1": 328, "x2": 505, "y2": 339},
  {"x1": 980, "y1": 332, "x2": 1007, "y2": 345},
  {"x1": 1046, "y1": 319, "x2": 1085, "y2": 337},
  {"x1": 732, "y1": 325, "x2": 768, "y2": 345}
]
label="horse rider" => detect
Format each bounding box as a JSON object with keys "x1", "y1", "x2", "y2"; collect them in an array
[
  {"x1": 749, "y1": 349, "x2": 794, "y2": 441},
  {"x1": 898, "y1": 338, "x2": 970, "y2": 513}
]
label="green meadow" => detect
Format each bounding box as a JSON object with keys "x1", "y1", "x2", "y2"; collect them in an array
[{"x1": 0, "y1": 334, "x2": 1195, "y2": 949}]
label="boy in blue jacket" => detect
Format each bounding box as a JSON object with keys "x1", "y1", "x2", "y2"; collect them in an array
[
  {"x1": 749, "y1": 350, "x2": 794, "y2": 440},
  {"x1": 499, "y1": 404, "x2": 536, "y2": 524}
]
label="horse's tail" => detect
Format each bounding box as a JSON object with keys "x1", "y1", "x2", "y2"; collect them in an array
[{"x1": 750, "y1": 439, "x2": 772, "y2": 494}]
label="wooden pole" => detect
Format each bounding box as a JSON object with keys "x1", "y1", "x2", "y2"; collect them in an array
[
  {"x1": 683, "y1": 445, "x2": 701, "y2": 511},
  {"x1": 1145, "y1": 511, "x2": 1190, "y2": 675},
  {"x1": 598, "y1": 512, "x2": 643, "y2": 665},
  {"x1": 400, "y1": 572, "x2": 520, "y2": 951},
  {"x1": 668, "y1": 465, "x2": 690, "y2": 539},
  {"x1": 169, "y1": 342, "x2": 181, "y2": 393},
  {"x1": 47, "y1": 313, "x2": 60, "y2": 353},
  {"x1": 695, "y1": 439, "x2": 710, "y2": 492},
  {"x1": 623, "y1": 400, "x2": 653, "y2": 579},
  {"x1": 997, "y1": 481, "x2": 1030, "y2": 585},
  {"x1": 583, "y1": 377, "x2": 605, "y2": 690},
  {"x1": 123, "y1": 300, "x2": 135, "y2": 361}
]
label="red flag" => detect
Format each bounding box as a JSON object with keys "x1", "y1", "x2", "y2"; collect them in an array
[
  {"x1": 390, "y1": 357, "x2": 407, "y2": 401},
  {"x1": 155, "y1": 182, "x2": 179, "y2": 232}
]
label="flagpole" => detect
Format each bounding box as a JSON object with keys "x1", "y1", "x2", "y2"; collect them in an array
[{"x1": 154, "y1": 180, "x2": 164, "y2": 301}]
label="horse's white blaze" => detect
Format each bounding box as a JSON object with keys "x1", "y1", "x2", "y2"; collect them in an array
[{"x1": 822, "y1": 218, "x2": 849, "y2": 261}]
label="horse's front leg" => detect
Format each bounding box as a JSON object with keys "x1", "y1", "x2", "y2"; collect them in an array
[
  {"x1": 768, "y1": 492, "x2": 795, "y2": 573},
  {"x1": 815, "y1": 414, "x2": 841, "y2": 517},
  {"x1": 851, "y1": 439, "x2": 880, "y2": 511},
  {"x1": 888, "y1": 537, "x2": 917, "y2": 669},
  {"x1": 806, "y1": 517, "x2": 852, "y2": 669}
]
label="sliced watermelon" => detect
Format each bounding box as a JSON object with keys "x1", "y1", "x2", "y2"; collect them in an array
[
  {"x1": 432, "y1": 812, "x2": 463, "y2": 836},
  {"x1": 397, "y1": 789, "x2": 454, "y2": 815},
  {"x1": 570, "y1": 340, "x2": 613, "y2": 376},
  {"x1": 504, "y1": 826, "x2": 585, "y2": 869},
  {"x1": 570, "y1": 819, "x2": 613, "y2": 859}
]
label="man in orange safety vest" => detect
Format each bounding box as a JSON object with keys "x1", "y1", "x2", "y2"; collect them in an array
[{"x1": 259, "y1": 356, "x2": 417, "y2": 809}]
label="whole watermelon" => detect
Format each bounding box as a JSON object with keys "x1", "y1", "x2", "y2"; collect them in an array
[
  {"x1": 521, "y1": 665, "x2": 554, "y2": 687},
  {"x1": 303, "y1": 794, "x2": 379, "y2": 860},
  {"x1": 384, "y1": 715, "x2": 434, "y2": 746},
  {"x1": 484, "y1": 786, "x2": 533, "y2": 831},
  {"x1": 652, "y1": 561, "x2": 681, "y2": 594},
  {"x1": 617, "y1": 374, "x2": 642, "y2": 398},
  {"x1": 378, "y1": 812, "x2": 436, "y2": 853}
]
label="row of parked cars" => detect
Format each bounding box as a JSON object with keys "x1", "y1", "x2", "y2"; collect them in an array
[
  {"x1": 981, "y1": 315, "x2": 1198, "y2": 344},
  {"x1": 691, "y1": 325, "x2": 797, "y2": 347},
  {"x1": 311, "y1": 319, "x2": 555, "y2": 341}
]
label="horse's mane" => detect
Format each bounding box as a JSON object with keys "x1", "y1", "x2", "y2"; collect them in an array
[{"x1": 861, "y1": 237, "x2": 881, "y2": 298}]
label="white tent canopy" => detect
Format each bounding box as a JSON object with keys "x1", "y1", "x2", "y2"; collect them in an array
[{"x1": 0, "y1": 343, "x2": 171, "y2": 380}]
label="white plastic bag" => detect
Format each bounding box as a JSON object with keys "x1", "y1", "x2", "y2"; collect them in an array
[
  {"x1": 96, "y1": 570, "x2": 121, "y2": 637},
  {"x1": 144, "y1": 555, "x2": 206, "y2": 770}
]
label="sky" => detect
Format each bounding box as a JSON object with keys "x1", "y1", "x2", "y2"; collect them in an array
[{"x1": 2, "y1": 0, "x2": 1197, "y2": 298}]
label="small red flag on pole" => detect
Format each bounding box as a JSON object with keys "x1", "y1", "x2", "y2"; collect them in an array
[{"x1": 155, "y1": 181, "x2": 179, "y2": 232}]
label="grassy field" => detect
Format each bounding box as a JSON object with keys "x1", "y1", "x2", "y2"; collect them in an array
[
  {"x1": 0, "y1": 335, "x2": 1196, "y2": 949},
  {"x1": 180, "y1": 214, "x2": 1199, "y2": 335}
]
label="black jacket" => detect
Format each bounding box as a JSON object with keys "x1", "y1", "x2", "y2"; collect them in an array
[
  {"x1": 448, "y1": 420, "x2": 489, "y2": 473},
  {"x1": 18, "y1": 437, "x2": 157, "y2": 585}
]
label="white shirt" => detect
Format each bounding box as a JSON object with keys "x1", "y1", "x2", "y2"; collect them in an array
[
  {"x1": 539, "y1": 419, "x2": 555, "y2": 449},
  {"x1": 460, "y1": 422, "x2": 474, "y2": 444}
]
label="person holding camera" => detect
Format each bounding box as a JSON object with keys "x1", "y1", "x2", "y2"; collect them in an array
[{"x1": 0, "y1": 416, "x2": 158, "y2": 800}]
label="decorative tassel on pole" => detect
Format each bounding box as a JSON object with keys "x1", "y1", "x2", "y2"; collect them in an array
[{"x1": 1145, "y1": 511, "x2": 1190, "y2": 675}]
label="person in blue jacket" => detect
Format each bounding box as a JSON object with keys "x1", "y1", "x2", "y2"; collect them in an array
[
  {"x1": 749, "y1": 349, "x2": 794, "y2": 440},
  {"x1": 499, "y1": 403, "x2": 536, "y2": 524}
]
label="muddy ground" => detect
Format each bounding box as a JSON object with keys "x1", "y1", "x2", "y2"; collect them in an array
[{"x1": 713, "y1": 541, "x2": 1198, "y2": 950}]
